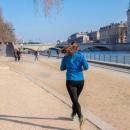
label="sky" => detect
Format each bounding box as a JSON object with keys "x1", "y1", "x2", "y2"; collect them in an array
[{"x1": 0, "y1": 0, "x2": 129, "y2": 43}]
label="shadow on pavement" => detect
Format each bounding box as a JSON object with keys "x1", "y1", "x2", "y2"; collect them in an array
[
  {"x1": 0, "y1": 116, "x2": 74, "y2": 130},
  {"x1": 0, "y1": 115, "x2": 72, "y2": 121},
  {"x1": 0, "y1": 115, "x2": 74, "y2": 130}
]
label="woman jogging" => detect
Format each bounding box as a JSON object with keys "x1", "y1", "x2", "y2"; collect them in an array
[{"x1": 60, "y1": 42, "x2": 89, "y2": 129}]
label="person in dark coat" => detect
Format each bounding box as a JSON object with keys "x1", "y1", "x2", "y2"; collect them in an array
[
  {"x1": 56, "y1": 49, "x2": 60, "y2": 59},
  {"x1": 34, "y1": 50, "x2": 39, "y2": 61},
  {"x1": 13, "y1": 48, "x2": 18, "y2": 61},
  {"x1": 17, "y1": 48, "x2": 22, "y2": 61}
]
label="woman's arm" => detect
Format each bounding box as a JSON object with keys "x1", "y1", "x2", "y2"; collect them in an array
[{"x1": 82, "y1": 55, "x2": 89, "y2": 70}]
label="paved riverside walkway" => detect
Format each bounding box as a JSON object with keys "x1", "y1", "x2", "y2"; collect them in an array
[{"x1": 0, "y1": 59, "x2": 99, "y2": 130}]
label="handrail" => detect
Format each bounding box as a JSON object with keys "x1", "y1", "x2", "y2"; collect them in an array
[{"x1": 86, "y1": 53, "x2": 130, "y2": 65}]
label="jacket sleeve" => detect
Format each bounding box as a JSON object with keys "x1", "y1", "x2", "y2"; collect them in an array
[
  {"x1": 81, "y1": 55, "x2": 89, "y2": 70},
  {"x1": 60, "y1": 57, "x2": 66, "y2": 71}
]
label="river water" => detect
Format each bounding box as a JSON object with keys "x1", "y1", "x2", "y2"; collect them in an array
[
  {"x1": 85, "y1": 51, "x2": 130, "y2": 65},
  {"x1": 40, "y1": 49, "x2": 130, "y2": 65}
]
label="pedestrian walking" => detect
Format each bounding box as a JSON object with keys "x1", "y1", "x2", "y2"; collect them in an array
[
  {"x1": 47, "y1": 49, "x2": 51, "y2": 57},
  {"x1": 17, "y1": 48, "x2": 22, "y2": 61},
  {"x1": 56, "y1": 49, "x2": 60, "y2": 59},
  {"x1": 60, "y1": 42, "x2": 89, "y2": 129},
  {"x1": 13, "y1": 48, "x2": 18, "y2": 61},
  {"x1": 13, "y1": 48, "x2": 21, "y2": 61},
  {"x1": 34, "y1": 50, "x2": 39, "y2": 61}
]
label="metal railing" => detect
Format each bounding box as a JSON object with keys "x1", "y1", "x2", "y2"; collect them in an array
[{"x1": 86, "y1": 54, "x2": 130, "y2": 65}]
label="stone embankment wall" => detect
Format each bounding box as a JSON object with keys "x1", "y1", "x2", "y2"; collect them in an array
[
  {"x1": 0, "y1": 43, "x2": 14, "y2": 57},
  {"x1": 79, "y1": 43, "x2": 130, "y2": 51},
  {"x1": 113, "y1": 43, "x2": 130, "y2": 51},
  {"x1": 57, "y1": 43, "x2": 130, "y2": 51}
]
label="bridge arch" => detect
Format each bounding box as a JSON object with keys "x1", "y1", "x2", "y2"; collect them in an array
[{"x1": 94, "y1": 46, "x2": 110, "y2": 51}]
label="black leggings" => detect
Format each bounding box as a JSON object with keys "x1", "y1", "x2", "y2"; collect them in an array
[{"x1": 66, "y1": 80, "x2": 84, "y2": 118}]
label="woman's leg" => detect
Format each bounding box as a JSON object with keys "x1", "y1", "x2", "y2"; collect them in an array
[
  {"x1": 72, "y1": 104, "x2": 76, "y2": 116},
  {"x1": 66, "y1": 80, "x2": 82, "y2": 118},
  {"x1": 75, "y1": 80, "x2": 84, "y2": 117},
  {"x1": 77, "y1": 80, "x2": 84, "y2": 99},
  {"x1": 77, "y1": 80, "x2": 85, "y2": 129},
  {"x1": 71, "y1": 80, "x2": 84, "y2": 117}
]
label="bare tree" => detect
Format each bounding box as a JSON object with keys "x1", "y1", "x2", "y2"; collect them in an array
[
  {"x1": 0, "y1": 8, "x2": 4, "y2": 42},
  {"x1": 0, "y1": 0, "x2": 62, "y2": 44},
  {"x1": 33, "y1": 0, "x2": 62, "y2": 16},
  {"x1": 0, "y1": 8, "x2": 16, "y2": 43},
  {"x1": 2, "y1": 22, "x2": 16, "y2": 43}
]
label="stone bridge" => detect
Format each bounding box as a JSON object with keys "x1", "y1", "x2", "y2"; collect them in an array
[
  {"x1": 0, "y1": 43, "x2": 56, "y2": 56},
  {"x1": 18, "y1": 44, "x2": 56, "y2": 51},
  {"x1": 56, "y1": 43, "x2": 130, "y2": 51}
]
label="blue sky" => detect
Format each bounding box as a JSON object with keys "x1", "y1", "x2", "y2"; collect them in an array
[{"x1": 0, "y1": 0, "x2": 129, "y2": 43}]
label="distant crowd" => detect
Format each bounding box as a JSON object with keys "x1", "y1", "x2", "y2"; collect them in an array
[{"x1": 13, "y1": 48, "x2": 40, "y2": 62}]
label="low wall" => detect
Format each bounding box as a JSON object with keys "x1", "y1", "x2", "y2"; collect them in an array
[
  {"x1": 0, "y1": 43, "x2": 14, "y2": 57},
  {"x1": 0, "y1": 44, "x2": 6, "y2": 56},
  {"x1": 79, "y1": 43, "x2": 130, "y2": 51},
  {"x1": 57, "y1": 42, "x2": 130, "y2": 51},
  {"x1": 88, "y1": 60, "x2": 130, "y2": 70}
]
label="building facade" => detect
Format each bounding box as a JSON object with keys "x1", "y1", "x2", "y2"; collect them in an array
[
  {"x1": 88, "y1": 31, "x2": 100, "y2": 43},
  {"x1": 99, "y1": 22, "x2": 127, "y2": 44},
  {"x1": 127, "y1": 2, "x2": 130, "y2": 43},
  {"x1": 68, "y1": 32, "x2": 90, "y2": 44}
]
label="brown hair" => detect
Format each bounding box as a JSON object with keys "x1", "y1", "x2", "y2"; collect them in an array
[{"x1": 61, "y1": 42, "x2": 79, "y2": 55}]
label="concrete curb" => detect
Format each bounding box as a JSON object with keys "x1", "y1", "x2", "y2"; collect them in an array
[{"x1": 88, "y1": 60, "x2": 130, "y2": 69}]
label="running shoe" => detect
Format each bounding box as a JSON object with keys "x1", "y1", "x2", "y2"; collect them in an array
[
  {"x1": 71, "y1": 113, "x2": 76, "y2": 121},
  {"x1": 79, "y1": 116, "x2": 86, "y2": 129}
]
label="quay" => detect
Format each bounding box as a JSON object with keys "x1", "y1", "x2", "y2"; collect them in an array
[
  {"x1": 0, "y1": 55, "x2": 130, "y2": 130},
  {"x1": 56, "y1": 43, "x2": 130, "y2": 51},
  {"x1": 0, "y1": 56, "x2": 99, "y2": 130}
]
